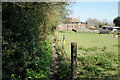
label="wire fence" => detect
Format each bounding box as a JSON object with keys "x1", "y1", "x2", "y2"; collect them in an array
[
  {"x1": 55, "y1": 31, "x2": 70, "y2": 62},
  {"x1": 55, "y1": 30, "x2": 77, "y2": 80}
]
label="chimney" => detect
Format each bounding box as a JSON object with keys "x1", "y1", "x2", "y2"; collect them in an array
[{"x1": 78, "y1": 16, "x2": 80, "y2": 20}]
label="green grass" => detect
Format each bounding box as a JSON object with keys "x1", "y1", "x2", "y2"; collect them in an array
[
  {"x1": 58, "y1": 30, "x2": 119, "y2": 79},
  {"x1": 59, "y1": 31, "x2": 118, "y2": 58}
]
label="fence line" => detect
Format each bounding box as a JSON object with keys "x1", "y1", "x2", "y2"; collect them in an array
[
  {"x1": 55, "y1": 31, "x2": 72, "y2": 64},
  {"x1": 62, "y1": 34, "x2": 71, "y2": 64},
  {"x1": 55, "y1": 31, "x2": 77, "y2": 80}
]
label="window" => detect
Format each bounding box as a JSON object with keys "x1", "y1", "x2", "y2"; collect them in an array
[{"x1": 78, "y1": 23, "x2": 81, "y2": 25}]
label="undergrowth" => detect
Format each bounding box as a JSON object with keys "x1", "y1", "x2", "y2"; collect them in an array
[
  {"x1": 56, "y1": 43, "x2": 71, "y2": 80},
  {"x1": 77, "y1": 46, "x2": 119, "y2": 79}
]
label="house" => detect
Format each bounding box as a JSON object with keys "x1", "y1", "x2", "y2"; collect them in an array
[{"x1": 56, "y1": 18, "x2": 86, "y2": 31}]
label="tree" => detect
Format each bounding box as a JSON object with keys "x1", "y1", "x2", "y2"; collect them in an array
[
  {"x1": 113, "y1": 17, "x2": 120, "y2": 26},
  {"x1": 2, "y1": 2, "x2": 69, "y2": 79},
  {"x1": 87, "y1": 18, "x2": 100, "y2": 27},
  {"x1": 98, "y1": 23, "x2": 103, "y2": 28}
]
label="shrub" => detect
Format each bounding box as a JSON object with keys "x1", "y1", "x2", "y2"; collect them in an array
[{"x1": 2, "y1": 2, "x2": 69, "y2": 79}]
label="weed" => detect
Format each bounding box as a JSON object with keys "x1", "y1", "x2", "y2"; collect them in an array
[
  {"x1": 83, "y1": 65, "x2": 102, "y2": 76},
  {"x1": 78, "y1": 46, "x2": 83, "y2": 50},
  {"x1": 59, "y1": 31, "x2": 118, "y2": 78},
  {"x1": 88, "y1": 46, "x2": 98, "y2": 51},
  {"x1": 77, "y1": 57, "x2": 85, "y2": 61},
  {"x1": 78, "y1": 46, "x2": 98, "y2": 52},
  {"x1": 58, "y1": 55, "x2": 71, "y2": 80},
  {"x1": 101, "y1": 46, "x2": 107, "y2": 51},
  {"x1": 56, "y1": 44, "x2": 62, "y2": 54}
]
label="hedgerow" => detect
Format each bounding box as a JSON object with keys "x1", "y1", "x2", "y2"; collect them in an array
[{"x1": 2, "y1": 2, "x2": 69, "y2": 79}]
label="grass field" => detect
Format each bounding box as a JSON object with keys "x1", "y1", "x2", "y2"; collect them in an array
[{"x1": 57, "y1": 30, "x2": 119, "y2": 78}]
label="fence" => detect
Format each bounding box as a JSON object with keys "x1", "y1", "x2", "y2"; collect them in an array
[{"x1": 55, "y1": 30, "x2": 77, "y2": 80}]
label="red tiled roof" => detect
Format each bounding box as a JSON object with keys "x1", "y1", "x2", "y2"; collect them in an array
[{"x1": 65, "y1": 18, "x2": 81, "y2": 23}]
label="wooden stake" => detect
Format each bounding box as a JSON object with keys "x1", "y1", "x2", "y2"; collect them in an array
[
  {"x1": 62, "y1": 35, "x2": 65, "y2": 55},
  {"x1": 71, "y1": 42, "x2": 77, "y2": 80}
]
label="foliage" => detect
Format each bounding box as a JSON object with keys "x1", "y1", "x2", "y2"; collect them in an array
[
  {"x1": 58, "y1": 55, "x2": 71, "y2": 80},
  {"x1": 98, "y1": 22, "x2": 103, "y2": 28},
  {"x1": 55, "y1": 42, "x2": 71, "y2": 80},
  {"x1": 77, "y1": 51, "x2": 118, "y2": 78},
  {"x1": 113, "y1": 17, "x2": 120, "y2": 26},
  {"x1": 2, "y1": 2, "x2": 69, "y2": 79},
  {"x1": 87, "y1": 18, "x2": 101, "y2": 27},
  {"x1": 87, "y1": 18, "x2": 110, "y2": 28},
  {"x1": 56, "y1": 44, "x2": 62, "y2": 54}
]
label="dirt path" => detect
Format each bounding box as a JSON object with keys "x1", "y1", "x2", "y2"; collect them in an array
[{"x1": 49, "y1": 36, "x2": 60, "y2": 80}]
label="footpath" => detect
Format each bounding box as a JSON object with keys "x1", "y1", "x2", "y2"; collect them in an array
[{"x1": 49, "y1": 36, "x2": 60, "y2": 80}]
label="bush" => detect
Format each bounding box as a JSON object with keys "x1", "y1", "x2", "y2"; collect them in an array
[
  {"x1": 2, "y1": 36, "x2": 53, "y2": 79},
  {"x1": 2, "y1": 2, "x2": 69, "y2": 79}
]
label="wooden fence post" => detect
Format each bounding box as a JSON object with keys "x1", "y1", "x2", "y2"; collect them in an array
[
  {"x1": 71, "y1": 42, "x2": 77, "y2": 80},
  {"x1": 62, "y1": 35, "x2": 65, "y2": 55}
]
